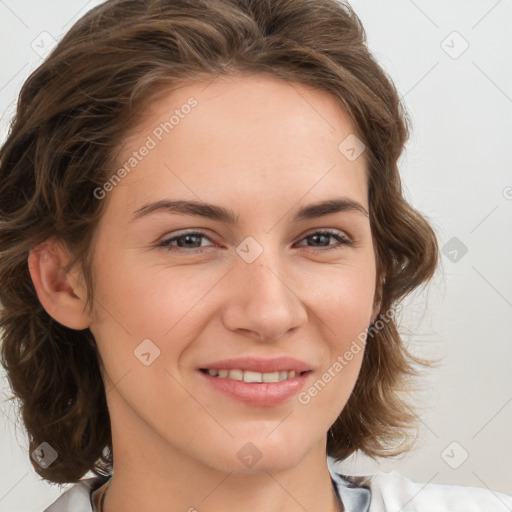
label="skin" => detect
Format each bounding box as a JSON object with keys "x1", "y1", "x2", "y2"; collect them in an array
[{"x1": 28, "y1": 75, "x2": 381, "y2": 512}]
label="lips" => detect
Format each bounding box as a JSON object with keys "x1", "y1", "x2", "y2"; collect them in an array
[
  {"x1": 197, "y1": 356, "x2": 313, "y2": 406},
  {"x1": 199, "y1": 356, "x2": 311, "y2": 374}
]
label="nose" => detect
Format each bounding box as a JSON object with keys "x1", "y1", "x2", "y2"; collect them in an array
[{"x1": 221, "y1": 251, "x2": 308, "y2": 343}]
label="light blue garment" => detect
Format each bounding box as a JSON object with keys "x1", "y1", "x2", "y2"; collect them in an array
[{"x1": 43, "y1": 456, "x2": 512, "y2": 511}]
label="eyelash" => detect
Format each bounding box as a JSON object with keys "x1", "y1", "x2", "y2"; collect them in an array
[{"x1": 157, "y1": 229, "x2": 353, "y2": 254}]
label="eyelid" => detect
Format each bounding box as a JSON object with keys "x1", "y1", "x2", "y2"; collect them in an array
[{"x1": 156, "y1": 228, "x2": 213, "y2": 245}]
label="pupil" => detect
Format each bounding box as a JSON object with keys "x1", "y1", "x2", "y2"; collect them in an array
[
  {"x1": 311, "y1": 234, "x2": 328, "y2": 246},
  {"x1": 179, "y1": 235, "x2": 200, "y2": 248}
]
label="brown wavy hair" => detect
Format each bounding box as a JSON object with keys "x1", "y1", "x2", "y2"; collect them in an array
[{"x1": 0, "y1": 0, "x2": 439, "y2": 484}]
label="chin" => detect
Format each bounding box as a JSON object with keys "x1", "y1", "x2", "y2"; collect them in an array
[
  {"x1": 198, "y1": 430, "x2": 312, "y2": 475},
  {"x1": 207, "y1": 451, "x2": 307, "y2": 476}
]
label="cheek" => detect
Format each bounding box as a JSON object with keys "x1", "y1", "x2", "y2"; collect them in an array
[
  {"x1": 87, "y1": 253, "x2": 208, "y2": 435},
  {"x1": 302, "y1": 258, "x2": 377, "y2": 337},
  {"x1": 88, "y1": 248, "x2": 230, "y2": 398},
  {"x1": 90, "y1": 244, "x2": 206, "y2": 337},
  {"x1": 302, "y1": 263, "x2": 374, "y2": 400}
]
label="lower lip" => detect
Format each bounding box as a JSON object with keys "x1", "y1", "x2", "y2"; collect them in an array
[{"x1": 198, "y1": 370, "x2": 312, "y2": 406}]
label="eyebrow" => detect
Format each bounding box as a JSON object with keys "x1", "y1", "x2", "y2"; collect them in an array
[{"x1": 130, "y1": 197, "x2": 369, "y2": 224}]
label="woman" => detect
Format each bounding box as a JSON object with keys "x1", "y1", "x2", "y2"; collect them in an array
[{"x1": 0, "y1": 0, "x2": 510, "y2": 511}]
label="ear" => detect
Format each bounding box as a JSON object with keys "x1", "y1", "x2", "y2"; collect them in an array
[{"x1": 27, "y1": 238, "x2": 92, "y2": 330}]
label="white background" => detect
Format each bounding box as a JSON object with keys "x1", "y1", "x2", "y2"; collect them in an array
[{"x1": 0, "y1": 0, "x2": 511, "y2": 510}]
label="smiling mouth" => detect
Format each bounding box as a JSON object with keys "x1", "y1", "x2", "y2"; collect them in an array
[{"x1": 199, "y1": 368, "x2": 311, "y2": 383}]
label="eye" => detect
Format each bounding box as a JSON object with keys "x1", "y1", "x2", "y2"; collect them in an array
[
  {"x1": 158, "y1": 230, "x2": 214, "y2": 253},
  {"x1": 295, "y1": 229, "x2": 353, "y2": 252},
  {"x1": 157, "y1": 229, "x2": 353, "y2": 254}
]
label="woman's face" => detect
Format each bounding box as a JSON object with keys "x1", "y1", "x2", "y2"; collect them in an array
[{"x1": 86, "y1": 75, "x2": 379, "y2": 474}]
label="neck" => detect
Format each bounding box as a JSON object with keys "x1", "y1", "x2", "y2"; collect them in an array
[{"x1": 103, "y1": 471, "x2": 341, "y2": 512}]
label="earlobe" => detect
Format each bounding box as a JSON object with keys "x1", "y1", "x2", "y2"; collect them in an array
[{"x1": 27, "y1": 239, "x2": 92, "y2": 330}]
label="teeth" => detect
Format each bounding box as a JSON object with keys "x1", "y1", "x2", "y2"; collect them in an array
[
  {"x1": 229, "y1": 369, "x2": 243, "y2": 381},
  {"x1": 263, "y1": 371, "x2": 279, "y2": 383},
  {"x1": 244, "y1": 370, "x2": 262, "y2": 382},
  {"x1": 278, "y1": 370, "x2": 288, "y2": 381},
  {"x1": 205, "y1": 369, "x2": 300, "y2": 382}
]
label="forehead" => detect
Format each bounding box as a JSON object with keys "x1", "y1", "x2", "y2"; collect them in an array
[{"x1": 104, "y1": 74, "x2": 369, "y2": 224}]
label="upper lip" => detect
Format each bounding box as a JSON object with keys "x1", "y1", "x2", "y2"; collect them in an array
[{"x1": 199, "y1": 356, "x2": 311, "y2": 374}]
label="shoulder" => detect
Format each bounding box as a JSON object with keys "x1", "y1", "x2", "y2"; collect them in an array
[
  {"x1": 43, "y1": 476, "x2": 105, "y2": 512},
  {"x1": 342, "y1": 470, "x2": 512, "y2": 512}
]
